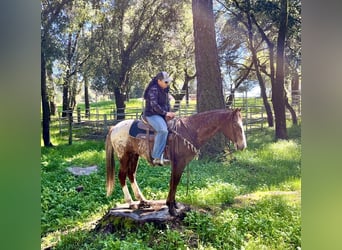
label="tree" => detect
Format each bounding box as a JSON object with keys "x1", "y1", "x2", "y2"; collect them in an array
[
  {"x1": 220, "y1": 0, "x2": 274, "y2": 127},
  {"x1": 41, "y1": 0, "x2": 72, "y2": 147},
  {"x1": 248, "y1": 0, "x2": 300, "y2": 138},
  {"x1": 41, "y1": 50, "x2": 53, "y2": 147},
  {"x1": 215, "y1": 3, "x2": 254, "y2": 107},
  {"x1": 245, "y1": 4, "x2": 274, "y2": 127},
  {"x1": 273, "y1": 0, "x2": 288, "y2": 139},
  {"x1": 162, "y1": 5, "x2": 197, "y2": 111},
  {"x1": 59, "y1": 0, "x2": 93, "y2": 117},
  {"x1": 218, "y1": 0, "x2": 301, "y2": 135},
  {"x1": 169, "y1": 69, "x2": 196, "y2": 111},
  {"x1": 94, "y1": 0, "x2": 183, "y2": 120},
  {"x1": 192, "y1": 0, "x2": 226, "y2": 158}
]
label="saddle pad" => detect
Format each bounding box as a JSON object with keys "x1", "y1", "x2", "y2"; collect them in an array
[{"x1": 129, "y1": 120, "x2": 155, "y2": 138}]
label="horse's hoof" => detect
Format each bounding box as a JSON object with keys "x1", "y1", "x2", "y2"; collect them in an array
[
  {"x1": 169, "y1": 208, "x2": 178, "y2": 217},
  {"x1": 138, "y1": 200, "x2": 150, "y2": 209},
  {"x1": 167, "y1": 203, "x2": 178, "y2": 216}
]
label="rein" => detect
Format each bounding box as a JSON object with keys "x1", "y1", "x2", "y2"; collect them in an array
[
  {"x1": 170, "y1": 118, "x2": 200, "y2": 156},
  {"x1": 169, "y1": 118, "x2": 199, "y2": 196}
]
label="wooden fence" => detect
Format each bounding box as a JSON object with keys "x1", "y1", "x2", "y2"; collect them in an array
[
  {"x1": 229, "y1": 97, "x2": 267, "y2": 134},
  {"x1": 50, "y1": 106, "x2": 198, "y2": 143},
  {"x1": 230, "y1": 93, "x2": 301, "y2": 134},
  {"x1": 50, "y1": 95, "x2": 300, "y2": 143}
]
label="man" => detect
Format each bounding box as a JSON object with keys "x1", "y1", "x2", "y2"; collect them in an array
[{"x1": 143, "y1": 71, "x2": 176, "y2": 165}]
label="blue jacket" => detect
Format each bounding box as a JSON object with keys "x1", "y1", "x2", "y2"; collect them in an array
[{"x1": 143, "y1": 79, "x2": 170, "y2": 117}]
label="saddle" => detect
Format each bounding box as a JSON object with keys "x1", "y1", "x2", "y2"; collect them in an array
[
  {"x1": 128, "y1": 118, "x2": 155, "y2": 140},
  {"x1": 128, "y1": 116, "x2": 175, "y2": 163}
]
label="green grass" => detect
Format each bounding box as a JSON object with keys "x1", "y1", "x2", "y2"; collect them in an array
[{"x1": 41, "y1": 120, "x2": 301, "y2": 249}]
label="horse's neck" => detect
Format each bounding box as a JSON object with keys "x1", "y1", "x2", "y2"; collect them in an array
[{"x1": 183, "y1": 111, "x2": 226, "y2": 148}]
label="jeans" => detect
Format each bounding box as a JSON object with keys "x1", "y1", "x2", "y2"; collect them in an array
[{"x1": 145, "y1": 115, "x2": 168, "y2": 159}]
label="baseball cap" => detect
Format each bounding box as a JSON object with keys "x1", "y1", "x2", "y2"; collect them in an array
[{"x1": 160, "y1": 71, "x2": 173, "y2": 83}]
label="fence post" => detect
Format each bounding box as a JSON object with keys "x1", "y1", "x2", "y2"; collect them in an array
[
  {"x1": 77, "y1": 107, "x2": 81, "y2": 123},
  {"x1": 58, "y1": 111, "x2": 62, "y2": 135},
  {"x1": 68, "y1": 109, "x2": 73, "y2": 145},
  {"x1": 104, "y1": 114, "x2": 107, "y2": 131},
  {"x1": 85, "y1": 107, "x2": 90, "y2": 119}
]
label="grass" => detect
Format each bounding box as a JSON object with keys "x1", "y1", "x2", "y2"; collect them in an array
[{"x1": 41, "y1": 117, "x2": 301, "y2": 249}]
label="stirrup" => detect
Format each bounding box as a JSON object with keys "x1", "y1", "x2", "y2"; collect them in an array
[{"x1": 160, "y1": 154, "x2": 170, "y2": 165}]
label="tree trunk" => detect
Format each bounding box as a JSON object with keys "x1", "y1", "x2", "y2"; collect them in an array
[
  {"x1": 246, "y1": 10, "x2": 274, "y2": 127},
  {"x1": 41, "y1": 51, "x2": 53, "y2": 147},
  {"x1": 95, "y1": 201, "x2": 190, "y2": 234},
  {"x1": 84, "y1": 75, "x2": 90, "y2": 118},
  {"x1": 68, "y1": 80, "x2": 77, "y2": 112},
  {"x1": 170, "y1": 70, "x2": 195, "y2": 112},
  {"x1": 259, "y1": 76, "x2": 274, "y2": 127},
  {"x1": 225, "y1": 91, "x2": 234, "y2": 108},
  {"x1": 285, "y1": 96, "x2": 297, "y2": 125},
  {"x1": 62, "y1": 74, "x2": 69, "y2": 117},
  {"x1": 250, "y1": 45, "x2": 274, "y2": 127},
  {"x1": 273, "y1": 0, "x2": 288, "y2": 139},
  {"x1": 46, "y1": 66, "x2": 56, "y2": 116},
  {"x1": 114, "y1": 86, "x2": 126, "y2": 121},
  {"x1": 49, "y1": 101, "x2": 56, "y2": 116},
  {"x1": 225, "y1": 62, "x2": 253, "y2": 108},
  {"x1": 192, "y1": 0, "x2": 226, "y2": 158}
]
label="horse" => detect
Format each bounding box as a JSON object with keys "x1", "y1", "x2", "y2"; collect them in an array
[{"x1": 105, "y1": 108, "x2": 247, "y2": 216}]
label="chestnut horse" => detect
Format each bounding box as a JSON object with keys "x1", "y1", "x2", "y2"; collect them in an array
[{"x1": 105, "y1": 108, "x2": 246, "y2": 216}]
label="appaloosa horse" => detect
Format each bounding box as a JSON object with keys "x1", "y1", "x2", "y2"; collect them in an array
[{"x1": 105, "y1": 108, "x2": 247, "y2": 216}]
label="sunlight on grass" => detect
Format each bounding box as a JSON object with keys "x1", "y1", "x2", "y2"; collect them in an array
[
  {"x1": 233, "y1": 190, "x2": 301, "y2": 209},
  {"x1": 238, "y1": 139, "x2": 301, "y2": 167},
  {"x1": 180, "y1": 182, "x2": 240, "y2": 207},
  {"x1": 65, "y1": 150, "x2": 105, "y2": 166},
  {"x1": 266, "y1": 140, "x2": 301, "y2": 161},
  {"x1": 268, "y1": 178, "x2": 301, "y2": 192}
]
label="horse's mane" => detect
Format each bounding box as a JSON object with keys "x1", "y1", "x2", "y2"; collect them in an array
[
  {"x1": 181, "y1": 109, "x2": 232, "y2": 128},
  {"x1": 170, "y1": 109, "x2": 234, "y2": 152}
]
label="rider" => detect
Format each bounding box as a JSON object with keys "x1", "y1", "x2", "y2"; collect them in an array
[{"x1": 143, "y1": 71, "x2": 176, "y2": 166}]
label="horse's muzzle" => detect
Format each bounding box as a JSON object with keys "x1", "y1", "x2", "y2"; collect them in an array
[{"x1": 236, "y1": 143, "x2": 247, "y2": 150}]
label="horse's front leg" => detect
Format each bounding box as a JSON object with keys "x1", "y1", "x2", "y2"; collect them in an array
[{"x1": 166, "y1": 163, "x2": 185, "y2": 216}]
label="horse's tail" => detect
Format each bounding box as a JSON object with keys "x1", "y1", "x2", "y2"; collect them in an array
[{"x1": 105, "y1": 128, "x2": 115, "y2": 197}]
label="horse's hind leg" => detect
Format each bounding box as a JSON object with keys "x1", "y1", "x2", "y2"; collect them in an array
[
  {"x1": 118, "y1": 154, "x2": 134, "y2": 204},
  {"x1": 127, "y1": 153, "x2": 148, "y2": 206}
]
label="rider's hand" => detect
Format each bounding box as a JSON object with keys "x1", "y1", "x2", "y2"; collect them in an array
[{"x1": 166, "y1": 112, "x2": 176, "y2": 120}]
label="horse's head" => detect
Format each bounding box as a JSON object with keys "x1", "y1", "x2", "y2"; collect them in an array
[{"x1": 225, "y1": 108, "x2": 247, "y2": 150}]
